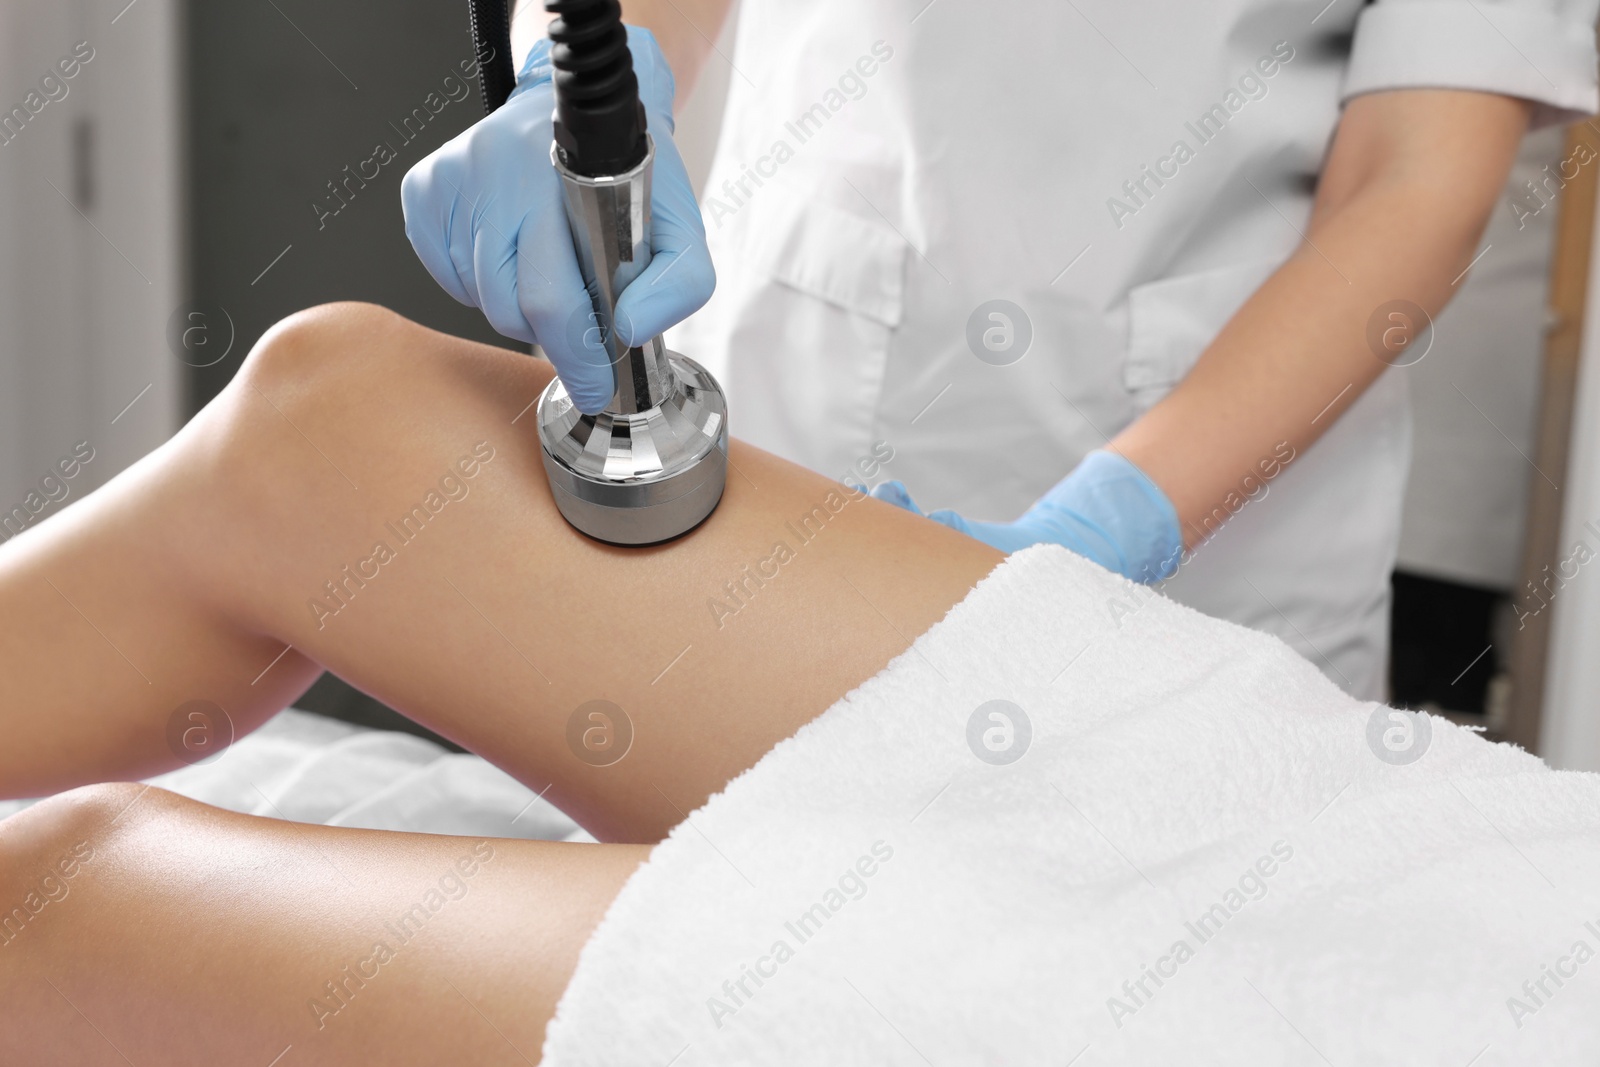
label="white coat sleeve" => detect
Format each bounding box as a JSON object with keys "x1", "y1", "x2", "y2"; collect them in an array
[{"x1": 1343, "y1": 0, "x2": 1600, "y2": 126}]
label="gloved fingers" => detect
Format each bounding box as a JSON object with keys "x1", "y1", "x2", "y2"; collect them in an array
[
  {"x1": 400, "y1": 152, "x2": 476, "y2": 308},
  {"x1": 614, "y1": 123, "x2": 715, "y2": 347},
  {"x1": 514, "y1": 197, "x2": 618, "y2": 415},
  {"x1": 401, "y1": 71, "x2": 619, "y2": 413},
  {"x1": 470, "y1": 206, "x2": 539, "y2": 346},
  {"x1": 1008, "y1": 503, "x2": 1131, "y2": 577},
  {"x1": 875, "y1": 487, "x2": 1046, "y2": 555},
  {"x1": 1049, "y1": 512, "x2": 1129, "y2": 577},
  {"x1": 446, "y1": 192, "x2": 483, "y2": 308},
  {"x1": 927, "y1": 510, "x2": 1049, "y2": 555},
  {"x1": 614, "y1": 242, "x2": 715, "y2": 346},
  {"x1": 869, "y1": 480, "x2": 925, "y2": 516}
]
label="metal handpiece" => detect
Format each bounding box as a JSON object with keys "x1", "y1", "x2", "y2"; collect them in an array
[
  {"x1": 534, "y1": 137, "x2": 729, "y2": 545},
  {"x1": 556, "y1": 141, "x2": 671, "y2": 414}
]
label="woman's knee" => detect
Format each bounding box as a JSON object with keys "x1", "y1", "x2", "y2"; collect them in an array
[
  {"x1": 0, "y1": 782, "x2": 169, "y2": 849},
  {"x1": 213, "y1": 301, "x2": 527, "y2": 456},
  {"x1": 193, "y1": 302, "x2": 433, "y2": 510},
  {"x1": 232, "y1": 301, "x2": 415, "y2": 401},
  {"x1": 0, "y1": 783, "x2": 174, "y2": 930},
  {"x1": 184, "y1": 302, "x2": 413, "y2": 481},
  {"x1": 175, "y1": 302, "x2": 544, "y2": 613}
]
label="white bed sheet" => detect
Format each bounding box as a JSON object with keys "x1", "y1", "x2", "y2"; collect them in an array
[{"x1": 0, "y1": 707, "x2": 590, "y2": 843}]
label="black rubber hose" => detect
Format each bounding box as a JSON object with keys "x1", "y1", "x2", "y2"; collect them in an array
[
  {"x1": 545, "y1": 0, "x2": 648, "y2": 177},
  {"x1": 468, "y1": 0, "x2": 517, "y2": 113}
]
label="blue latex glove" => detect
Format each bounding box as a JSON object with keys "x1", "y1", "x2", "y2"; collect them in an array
[
  {"x1": 401, "y1": 27, "x2": 713, "y2": 414},
  {"x1": 871, "y1": 450, "x2": 1184, "y2": 583}
]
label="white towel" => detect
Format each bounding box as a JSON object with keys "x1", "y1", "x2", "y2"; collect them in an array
[{"x1": 543, "y1": 545, "x2": 1600, "y2": 1065}]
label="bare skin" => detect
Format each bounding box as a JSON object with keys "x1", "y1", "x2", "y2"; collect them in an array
[
  {"x1": 0, "y1": 302, "x2": 1000, "y2": 1064},
  {"x1": 0, "y1": 302, "x2": 1000, "y2": 838},
  {"x1": 617, "y1": 0, "x2": 738, "y2": 100},
  {"x1": 0, "y1": 783, "x2": 651, "y2": 1065}
]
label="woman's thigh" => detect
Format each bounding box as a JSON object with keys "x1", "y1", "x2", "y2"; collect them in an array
[
  {"x1": 0, "y1": 783, "x2": 648, "y2": 1066},
  {"x1": 0, "y1": 303, "x2": 1002, "y2": 840}
]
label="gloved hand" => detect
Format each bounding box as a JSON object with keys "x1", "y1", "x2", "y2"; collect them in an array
[
  {"x1": 401, "y1": 26, "x2": 713, "y2": 414},
  {"x1": 871, "y1": 450, "x2": 1184, "y2": 583}
]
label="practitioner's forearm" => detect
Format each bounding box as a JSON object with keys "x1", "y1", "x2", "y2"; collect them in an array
[
  {"x1": 1112, "y1": 90, "x2": 1529, "y2": 545},
  {"x1": 625, "y1": 0, "x2": 736, "y2": 98}
]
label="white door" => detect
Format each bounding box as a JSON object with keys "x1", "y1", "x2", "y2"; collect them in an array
[{"x1": 0, "y1": 0, "x2": 181, "y2": 531}]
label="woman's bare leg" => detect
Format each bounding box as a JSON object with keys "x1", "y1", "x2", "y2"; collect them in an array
[
  {"x1": 0, "y1": 303, "x2": 1001, "y2": 840},
  {"x1": 0, "y1": 782, "x2": 648, "y2": 1065},
  {"x1": 0, "y1": 305, "x2": 1000, "y2": 1062}
]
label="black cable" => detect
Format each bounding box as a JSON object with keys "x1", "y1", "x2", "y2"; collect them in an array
[
  {"x1": 465, "y1": 0, "x2": 646, "y2": 177},
  {"x1": 468, "y1": 0, "x2": 518, "y2": 113},
  {"x1": 545, "y1": 0, "x2": 647, "y2": 177}
]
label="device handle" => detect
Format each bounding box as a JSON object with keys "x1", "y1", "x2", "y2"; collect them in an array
[{"x1": 554, "y1": 141, "x2": 673, "y2": 415}]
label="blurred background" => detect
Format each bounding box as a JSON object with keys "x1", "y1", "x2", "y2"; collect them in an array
[{"x1": 3, "y1": 0, "x2": 1600, "y2": 765}]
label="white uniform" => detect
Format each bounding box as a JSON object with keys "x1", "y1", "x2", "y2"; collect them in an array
[{"x1": 671, "y1": 0, "x2": 1599, "y2": 699}]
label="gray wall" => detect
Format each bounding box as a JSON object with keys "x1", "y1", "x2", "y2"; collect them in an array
[
  {"x1": 185, "y1": 0, "x2": 506, "y2": 414},
  {"x1": 1, "y1": 0, "x2": 182, "y2": 534}
]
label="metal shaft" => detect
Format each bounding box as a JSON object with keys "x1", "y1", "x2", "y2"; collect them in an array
[
  {"x1": 554, "y1": 140, "x2": 674, "y2": 414},
  {"x1": 535, "y1": 133, "x2": 729, "y2": 545}
]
